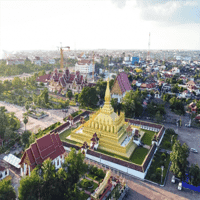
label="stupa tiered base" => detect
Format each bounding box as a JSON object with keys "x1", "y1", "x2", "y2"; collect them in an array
[{"x1": 70, "y1": 79, "x2": 137, "y2": 158}]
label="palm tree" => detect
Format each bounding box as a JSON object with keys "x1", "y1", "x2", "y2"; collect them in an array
[{"x1": 23, "y1": 113, "x2": 28, "y2": 132}]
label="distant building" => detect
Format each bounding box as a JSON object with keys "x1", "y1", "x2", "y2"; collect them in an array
[
  {"x1": 111, "y1": 72, "x2": 132, "y2": 103},
  {"x1": 75, "y1": 60, "x2": 95, "y2": 77},
  {"x1": 6, "y1": 59, "x2": 24, "y2": 65},
  {"x1": 131, "y1": 57, "x2": 139, "y2": 65}
]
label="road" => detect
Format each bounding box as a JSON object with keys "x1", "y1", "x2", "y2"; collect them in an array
[
  {"x1": 85, "y1": 160, "x2": 196, "y2": 200},
  {"x1": 0, "y1": 101, "x2": 78, "y2": 134}
]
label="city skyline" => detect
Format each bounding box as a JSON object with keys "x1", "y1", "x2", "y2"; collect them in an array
[{"x1": 0, "y1": 0, "x2": 200, "y2": 59}]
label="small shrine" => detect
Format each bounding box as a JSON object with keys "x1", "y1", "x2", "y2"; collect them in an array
[{"x1": 90, "y1": 133, "x2": 99, "y2": 150}]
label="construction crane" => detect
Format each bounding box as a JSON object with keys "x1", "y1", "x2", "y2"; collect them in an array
[{"x1": 57, "y1": 43, "x2": 70, "y2": 70}]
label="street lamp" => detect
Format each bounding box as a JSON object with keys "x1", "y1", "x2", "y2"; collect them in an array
[
  {"x1": 161, "y1": 166, "x2": 164, "y2": 185},
  {"x1": 171, "y1": 135, "x2": 174, "y2": 146}
]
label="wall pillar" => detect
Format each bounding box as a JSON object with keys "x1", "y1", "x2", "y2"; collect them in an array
[
  {"x1": 28, "y1": 166, "x2": 31, "y2": 176},
  {"x1": 24, "y1": 163, "x2": 26, "y2": 175},
  {"x1": 20, "y1": 167, "x2": 23, "y2": 176}
]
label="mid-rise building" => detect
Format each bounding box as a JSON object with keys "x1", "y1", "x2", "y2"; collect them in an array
[{"x1": 75, "y1": 60, "x2": 95, "y2": 77}]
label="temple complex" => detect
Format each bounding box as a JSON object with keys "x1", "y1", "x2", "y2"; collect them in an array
[{"x1": 70, "y1": 79, "x2": 137, "y2": 158}]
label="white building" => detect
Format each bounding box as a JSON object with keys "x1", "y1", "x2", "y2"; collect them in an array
[{"x1": 75, "y1": 60, "x2": 95, "y2": 77}]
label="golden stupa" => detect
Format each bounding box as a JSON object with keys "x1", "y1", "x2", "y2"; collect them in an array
[{"x1": 70, "y1": 79, "x2": 137, "y2": 158}]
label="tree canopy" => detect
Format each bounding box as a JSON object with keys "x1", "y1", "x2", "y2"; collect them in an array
[
  {"x1": 170, "y1": 140, "x2": 190, "y2": 180},
  {"x1": 18, "y1": 148, "x2": 87, "y2": 200},
  {"x1": 0, "y1": 180, "x2": 16, "y2": 200}
]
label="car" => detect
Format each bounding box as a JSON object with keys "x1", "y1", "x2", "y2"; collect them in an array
[
  {"x1": 190, "y1": 148, "x2": 198, "y2": 153},
  {"x1": 171, "y1": 175, "x2": 175, "y2": 183},
  {"x1": 178, "y1": 182, "x2": 182, "y2": 190}
]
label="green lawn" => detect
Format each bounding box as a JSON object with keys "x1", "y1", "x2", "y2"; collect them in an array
[
  {"x1": 59, "y1": 128, "x2": 76, "y2": 141},
  {"x1": 97, "y1": 147, "x2": 149, "y2": 165},
  {"x1": 141, "y1": 129, "x2": 155, "y2": 146},
  {"x1": 129, "y1": 147, "x2": 149, "y2": 165},
  {"x1": 145, "y1": 151, "x2": 171, "y2": 185}
]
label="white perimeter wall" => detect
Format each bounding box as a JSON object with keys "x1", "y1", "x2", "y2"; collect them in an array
[{"x1": 64, "y1": 146, "x2": 145, "y2": 180}]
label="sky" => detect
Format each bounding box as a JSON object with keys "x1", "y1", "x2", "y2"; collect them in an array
[{"x1": 0, "y1": 0, "x2": 200, "y2": 58}]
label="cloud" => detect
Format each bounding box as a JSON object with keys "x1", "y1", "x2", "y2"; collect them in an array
[
  {"x1": 111, "y1": 0, "x2": 200, "y2": 25},
  {"x1": 111, "y1": 0, "x2": 127, "y2": 8},
  {"x1": 135, "y1": 0, "x2": 200, "y2": 25}
]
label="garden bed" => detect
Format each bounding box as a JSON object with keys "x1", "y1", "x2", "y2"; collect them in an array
[
  {"x1": 28, "y1": 111, "x2": 48, "y2": 119},
  {"x1": 145, "y1": 151, "x2": 171, "y2": 185},
  {"x1": 79, "y1": 179, "x2": 98, "y2": 193},
  {"x1": 159, "y1": 128, "x2": 178, "y2": 151}
]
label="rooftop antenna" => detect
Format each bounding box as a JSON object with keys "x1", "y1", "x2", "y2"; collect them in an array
[{"x1": 147, "y1": 32, "x2": 151, "y2": 63}]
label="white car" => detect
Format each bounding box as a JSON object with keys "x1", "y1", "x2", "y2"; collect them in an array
[
  {"x1": 178, "y1": 182, "x2": 182, "y2": 190},
  {"x1": 171, "y1": 175, "x2": 175, "y2": 183},
  {"x1": 190, "y1": 148, "x2": 198, "y2": 153}
]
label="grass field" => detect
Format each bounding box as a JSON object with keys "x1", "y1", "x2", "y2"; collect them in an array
[
  {"x1": 129, "y1": 147, "x2": 149, "y2": 165},
  {"x1": 141, "y1": 129, "x2": 155, "y2": 146},
  {"x1": 59, "y1": 128, "x2": 76, "y2": 141},
  {"x1": 97, "y1": 146, "x2": 149, "y2": 165}
]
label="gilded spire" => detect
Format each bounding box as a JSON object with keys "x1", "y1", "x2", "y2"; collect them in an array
[
  {"x1": 105, "y1": 78, "x2": 111, "y2": 102},
  {"x1": 101, "y1": 78, "x2": 114, "y2": 114}
]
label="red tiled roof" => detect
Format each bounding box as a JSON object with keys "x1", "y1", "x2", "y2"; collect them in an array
[
  {"x1": 112, "y1": 72, "x2": 132, "y2": 94},
  {"x1": 187, "y1": 80, "x2": 196, "y2": 86},
  {"x1": 36, "y1": 74, "x2": 51, "y2": 83},
  {"x1": 77, "y1": 60, "x2": 91, "y2": 65},
  {"x1": 19, "y1": 133, "x2": 65, "y2": 170}
]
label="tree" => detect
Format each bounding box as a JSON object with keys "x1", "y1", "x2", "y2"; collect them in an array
[
  {"x1": 78, "y1": 87, "x2": 98, "y2": 108},
  {"x1": 18, "y1": 168, "x2": 42, "y2": 200},
  {"x1": 155, "y1": 111, "x2": 163, "y2": 123},
  {"x1": 4, "y1": 127, "x2": 14, "y2": 141},
  {"x1": 23, "y1": 113, "x2": 28, "y2": 132},
  {"x1": 21, "y1": 130, "x2": 31, "y2": 147},
  {"x1": 67, "y1": 90, "x2": 73, "y2": 100},
  {"x1": 170, "y1": 140, "x2": 190, "y2": 180},
  {"x1": 12, "y1": 77, "x2": 23, "y2": 89},
  {"x1": 74, "y1": 93, "x2": 79, "y2": 102},
  {"x1": 99, "y1": 73, "x2": 105, "y2": 79},
  {"x1": 25, "y1": 101, "x2": 30, "y2": 112},
  {"x1": 189, "y1": 164, "x2": 200, "y2": 187},
  {"x1": 18, "y1": 149, "x2": 86, "y2": 200},
  {"x1": 111, "y1": 98, "x2": 118, "y2": 112},
  {"x1": 0, "y1": 108, "x2": 8, "y2": 140},
  {"x1": 0, "y1": 180, "x2": 16, "y2": 200}
]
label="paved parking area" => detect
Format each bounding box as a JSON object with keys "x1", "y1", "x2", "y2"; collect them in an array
[
  {"x1": 0, "y1": 101, "x2": 78, "y2": 134},
  {"x1": 164, "y1": 123, "x2": 200, "y2": 167}
]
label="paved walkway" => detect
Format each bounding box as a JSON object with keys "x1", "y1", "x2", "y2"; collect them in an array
[{"x1": 143, "y1": 144, "x2": 151, "y2": 149}]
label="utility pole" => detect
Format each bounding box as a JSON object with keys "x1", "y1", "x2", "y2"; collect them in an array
[{"x1": 147, "y1": 32, "x2": 151, "y2": 62}]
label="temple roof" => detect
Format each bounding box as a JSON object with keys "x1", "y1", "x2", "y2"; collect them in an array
[{"x1": 19, "y1": 133, "x2": 65, "y2": 169}]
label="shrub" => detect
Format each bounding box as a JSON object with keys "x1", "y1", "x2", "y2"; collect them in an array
[
  {"x1": 150, "y1": 173, "x2": 156, "y2": 181},
  {"x1": 97, "y1": 169, "x2": 105, "y2": 179},
  {"x1": 156, "y1": 167, "x2": 161, "y2": 174},
  {"x1": 164, "y1": 141, "x2": 171, "y2": 149},
  {"x1": 91, "y1": 166, "x2": 98, "y2": 175},
  {"x1": 161, "y1": 153, "x2": 166, "y2": 160},
  {"x1": 94, "y1": 176, "x2": 98, "y2": 181}
]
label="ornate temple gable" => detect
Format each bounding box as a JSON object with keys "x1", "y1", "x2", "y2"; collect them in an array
[{"x1": 111, "y1": 79, "x2": 123, "y2": 95}]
